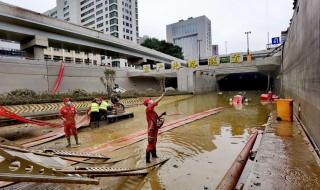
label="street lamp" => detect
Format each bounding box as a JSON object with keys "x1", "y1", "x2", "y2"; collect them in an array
[{"x1": 245, "y1": 31, "x2": 252, "y2": 55}]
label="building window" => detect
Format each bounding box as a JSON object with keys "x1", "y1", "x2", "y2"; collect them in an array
[
  {"x1": 64, "y1": 1, "x2": 68, "y2": 5},
  {"x1": 81, "y1": 2, "x2": 94, "y2": 11},
  {"x1": 111, "y1": 32, "x2": 119, "y2": 38},
  {"x1": 97, "y1": 23, "x2": 104, "y2": 28},
  {"x1": 109, "y1": 4, "x2": 117, "y2": 11},
  {"x1": 96, "y1": 16, "x2": 103, "y2": 22},
  {"x1": 80, "y1": 0, "x2": 90, "y2": 5},
  {"x1": 106, "y1": 21, "x2": 109, "y2": 24},
  {"x1": 106, "y1": 28, "x2": 109, "y2": 32},
  {"x1": 84, "y1": 20, "x2": 95, "y2": 26},
  {"x1": 109, "y1": 0, "x2": 117, "y2": 4},
  {"x1": 96, "y1": 3, "x2": 103, "y2": 9},
  {"x1": 110, "y1": 18, "x2": 118, "y2": 25},
  {"x1": 63, "y1": 6, "x2": 69, "y2": 11},
  {"x1": 109, "y1": 11, "x2": 118, "y2": 18},
  {"x1": 65, "y1": 18, "x2": 70, "y2": 21},
  {"x1": 96, "y1": 10, "x2": 103, "y2": 15},
  {"x1": 110, "y1": 25, "x2": 118, "y2": 32},
  {"x1": 81, "y1": 8, "x2": 94, "y2": 17},
  {"x1": 64, "y1": 12, "x2": 69, "y2": 17},
  {"x1": 81, "y1": 14, "x2": 95, "y2": 23},
  {"x1": 112, "y1": 61, "x2": 120, "y2": 67},
  {"x1": 123, "y1": 35, "x2": 125, "y2": 38}
]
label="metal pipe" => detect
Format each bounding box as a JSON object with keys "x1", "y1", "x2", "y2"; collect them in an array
[{"x1": 216, "y1": 131, "x2": 258, "y2": 190}]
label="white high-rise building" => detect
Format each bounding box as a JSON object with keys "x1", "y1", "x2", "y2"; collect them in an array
[
  {"x1": 45, "y1": 0, "x2": 139, "y2": 43},
  {"x1": 166, "y1": 16, "x2": 212, "y2": 60}
]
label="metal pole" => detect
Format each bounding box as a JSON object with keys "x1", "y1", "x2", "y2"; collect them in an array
[
  {"x1": 245, "y1": 31, "x2": 251, "y2": 55},
  {"x1": 225, "y1": 41, "x2": 228, "y2": 55}
]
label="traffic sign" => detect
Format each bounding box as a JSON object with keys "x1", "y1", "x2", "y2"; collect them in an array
[{"x1": 271, "y1": 37, "x2": 280, "y2": 45}]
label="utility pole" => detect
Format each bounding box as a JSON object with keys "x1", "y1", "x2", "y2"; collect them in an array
[
  {"x1": 245, "y1": 31, "x2": 252, "y2": 55},
  {"x1": 197, "y1": 39, "x2": 202, "y2": 62},
  {"x1": 225, "y1": 41, "x2": 228, "y2": 55}
]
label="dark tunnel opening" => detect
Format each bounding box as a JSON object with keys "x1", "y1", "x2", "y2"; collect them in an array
[{"x1": 217, "y1": 72, "x2": 272, "y2": 91}]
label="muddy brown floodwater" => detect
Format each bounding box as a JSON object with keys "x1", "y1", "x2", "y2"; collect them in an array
[{"x1": 4, "y1": 92, "x2": 273, "y2": 190}]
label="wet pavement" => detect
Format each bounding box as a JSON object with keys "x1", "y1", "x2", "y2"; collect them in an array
[
  {"x1": 244, "y1": 114, "x2": 320, "y2": 190},
  {"x1": 2, "y1": 92, "x2": 277, "y2": 189}
]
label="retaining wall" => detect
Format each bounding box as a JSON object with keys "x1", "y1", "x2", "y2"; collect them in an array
[
  {"x1": 281, "y1": 0, "x2": 320, "y2": 148},
  {"x1": 0, "y1": 57, "x2": 160, "y2": 94}
]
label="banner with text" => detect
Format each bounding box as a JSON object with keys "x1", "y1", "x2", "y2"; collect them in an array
[
  {"x1": 187, "y1": 59, "x2": 198, "y2": 68},
  {"x1": 171, "y1": 61, "x2": 181, "y2": 70},
  {"x1": 208, "y1": 56, "x2": 219, "y2": 66},
  {"x1": 143, "y1": 64, "x2": 151, "y2": 73}
]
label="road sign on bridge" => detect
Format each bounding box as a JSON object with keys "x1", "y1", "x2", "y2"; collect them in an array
[{"x1": 272, "y1": 37, "x2": 281, "y2": 45}]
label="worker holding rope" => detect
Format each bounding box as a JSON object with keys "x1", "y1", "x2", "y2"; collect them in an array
[
  {"x1": 144, "y1": 92, "x2": 166, "y2": 163},
  {"x1": 59, "y1": 98, "x2": 79, "y2": 148}
]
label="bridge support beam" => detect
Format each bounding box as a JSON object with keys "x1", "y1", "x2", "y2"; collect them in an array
[
  {"x1": 21, "y1": 36, "x2": 49, "y2": 60},
  {"x1": 177, "y1": 68, "x2": 217, "y2": 94},
  {"x1": 127, "y1": 57, "x2": 147, "y2": 66}
]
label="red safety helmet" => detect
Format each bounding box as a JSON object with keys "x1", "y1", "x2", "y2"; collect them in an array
[
  {"x1": 143, "y1": 98, "x2": 150, "y2": 106},
  {"x1": 63, "y1": 98, "x2": 70, "y2": 103}
]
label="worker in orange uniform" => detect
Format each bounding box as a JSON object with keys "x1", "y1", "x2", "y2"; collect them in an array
[
  {"x1": 144, "y1": 92, "x2": 165, "y2": 163},
  {"x1": 59, "y1": 98, "x2": 79, "y2": 148}
]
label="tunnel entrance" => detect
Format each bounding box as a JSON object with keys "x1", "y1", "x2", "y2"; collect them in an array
[
  {"x1": 165, "y1": 78, "x2": 177, "y2": 89},
  {"x1": 217, "y1": 72, "x2": 271, "y2": 91}
]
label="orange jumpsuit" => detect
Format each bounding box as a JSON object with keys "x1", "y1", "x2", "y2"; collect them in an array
[
  {"x1": 60, "y1": 105, "x2": 77, "y2": 137},
  {"x1": 146, "y1": 102, "x2": 159, "y2": 152}
]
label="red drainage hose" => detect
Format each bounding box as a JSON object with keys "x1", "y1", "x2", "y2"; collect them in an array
[
  {"x1": 52, "y1": 61, "x2": 65, "y2": 96},
  {"x1": 216, "y1": 131, "x2": 258, "y2": 190}
]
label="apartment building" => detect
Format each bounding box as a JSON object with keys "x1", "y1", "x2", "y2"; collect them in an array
[{"x1": 45, "y1": 0, "x2": 139, "y2": 43}]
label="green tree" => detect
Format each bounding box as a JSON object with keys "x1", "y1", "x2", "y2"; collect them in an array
[
  {"x1": 100, "y1": 68, "x2": 116, "y2": 97},
  {"x1": 142, "y1": 38, "x2": 184, "y2": 59}
]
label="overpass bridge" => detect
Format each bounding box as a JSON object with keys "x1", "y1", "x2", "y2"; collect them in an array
[
  {"x1": 127, "y1": 56, "x2": 281, "y2": 93},
  {"x1": 0, "y1": 2, "x2": 185, "y2": 65}
]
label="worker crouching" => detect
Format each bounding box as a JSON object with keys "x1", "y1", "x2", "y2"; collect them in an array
[
  {"x1": 99, "y1": 97, "x2": 112, "y2": 120},
  {"x1": 59, "y1": 98, "x2": 79, "y2": 148},
  {"x1": 144, "y1": 92, "x2": 165, "y2": 163}
]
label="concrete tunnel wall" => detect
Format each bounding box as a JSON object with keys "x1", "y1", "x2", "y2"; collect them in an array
[
  {"x1": 0, "y1": 57, "x2": 159, "y2": 94},
  {"x1": 177, "y1": 68, "x2": 217, "y2": 94},
  {"x1": 281, "y1": 0, "x2": 320, "y2": 148}
]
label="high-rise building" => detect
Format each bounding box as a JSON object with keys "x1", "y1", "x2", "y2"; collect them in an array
[
  {"x1": 166, "y1": 16, "x2": 212, "y2": 60},
  {"x1": 45, "y1": 0, "x2": 139, "y2": 43}
]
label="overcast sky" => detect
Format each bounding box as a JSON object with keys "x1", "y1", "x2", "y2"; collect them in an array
[{"x1": 1, "y1": 0, "x2": 293, "y2": 53}]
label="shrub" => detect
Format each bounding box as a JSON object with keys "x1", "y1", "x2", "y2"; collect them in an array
[{"x1": 7, "y1": 89, "x2": 36, "y2": 97}]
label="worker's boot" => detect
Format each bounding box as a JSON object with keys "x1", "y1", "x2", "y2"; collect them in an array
[
  {"x1": 66, "y1": 137, "x2": 71, "y2": 148},
  {"x1": 151, "y1": 148, "x2": 158, "y2": 158},
  {"x1": 74, "y1": 135, "x2": 80, "y2": 146},
  {"x1": 146, "y1": 151, "x2": 151, "y2": 163}
]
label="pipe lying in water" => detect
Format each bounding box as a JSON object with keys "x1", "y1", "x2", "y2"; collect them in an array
[{"x1": 216, "y1": 131, "x2": 258, "y2": 190}]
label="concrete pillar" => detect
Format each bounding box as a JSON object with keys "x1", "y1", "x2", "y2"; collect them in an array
[
  {"x1": 177, "y1": 67, "x2": 196, "y2": 93},
  {"x1": 33, "y1": 46, "x2": 45, "y2": 60},
  {"x1": 21, "y1": 35, "x2": 48, "y2": 60}
]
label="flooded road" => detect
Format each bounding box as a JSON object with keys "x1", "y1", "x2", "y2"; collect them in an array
[
  {"x1": 64, "y1": 91, "x2": 272, "y2": 190},
  {"x1": 5, "y1": 92, "x2": 273, "y2": 190}
]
